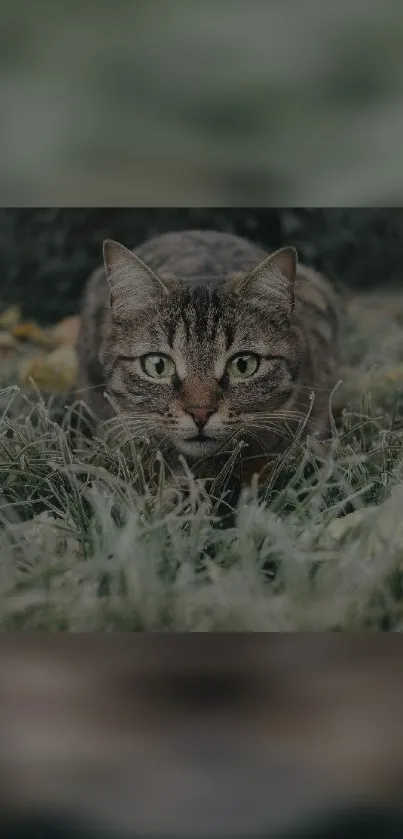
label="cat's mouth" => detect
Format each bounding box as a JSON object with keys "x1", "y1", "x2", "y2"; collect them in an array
[{"x1": 175, "y1": 434, "x2": 222, "y2": 459}]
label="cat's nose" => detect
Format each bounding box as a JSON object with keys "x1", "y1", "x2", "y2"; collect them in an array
[{"x1": 186, "y1": 406, "x2": 215, "y2": 430}]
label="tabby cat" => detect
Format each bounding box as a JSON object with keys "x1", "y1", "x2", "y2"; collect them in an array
[{"x1": 76, "y1": 229, "x2": 341, "y2": 483}]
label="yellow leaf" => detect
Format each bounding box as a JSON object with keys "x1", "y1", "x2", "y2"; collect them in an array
[
  {"x1": 0, "y1": 305, "x2": 21, "y2": 329},
  {"x1": 385, "y1": 367, "x2": 403, "y2": 382},
  {"x1": 20, "y1": 347, "x2": 79, "y2": 393},
  {"x1": 48, "y1": 315, "x2": 81, "y2": 348},
  {"x1": 0, "y1": 331, "x2": 17, "y2": 350},
  {"x1": 12, "y1": 322, "x2": 54, "y2": 346}
]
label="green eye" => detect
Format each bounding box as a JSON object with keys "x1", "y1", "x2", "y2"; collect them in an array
[
  {"x1": 227, "y1": 353, "x2": 260, "y2": 379},
  {"x1": 141, "y1": 353, "x2": 175, "y2": 379}
]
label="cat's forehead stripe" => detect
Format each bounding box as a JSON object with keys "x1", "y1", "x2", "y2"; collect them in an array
[{"x1": 165, "y1": 286, "x2": 227, "y2": 346}]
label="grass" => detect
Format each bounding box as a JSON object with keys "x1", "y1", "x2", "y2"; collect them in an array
[{"x1": 2, "y1": 290, "x2": 403, "y2": 630}]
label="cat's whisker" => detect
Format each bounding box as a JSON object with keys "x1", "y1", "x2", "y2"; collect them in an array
[
  {"x1": 249, "y1": 407, "x2": 308, "y2": 420},
  {"x1": 249, "y1": 418, "x2": 299, "y2": 438},
  {"x1": 234, "y1": 414, "x2": 299, "y2": 433},
  {"x1": 248, "y1": 412, "x2": 308, "y2": 427},
  {"x1": 102, "y1": 418, "x2": 160, "y2": 449},
  {"x1": 250, "y1": 419, "x2": 305, "y2": 433},
  {"x1": 227, "y1": 420, "x2": 292, "y2": 446},
  {"x1": 105, "y1": 413, "x2": 162, "y2": 432},
  {"x1": 230, "y1": 423, "x2": 283, "y2": 451},
  {"x1": 68, "y1": 384, "x2": 109, "y2": 397},
  {"x1": 246, "y1": 418, "x2": 304, "y2": 431},
  {"x1": 238, "y1": 430, "x2": 271, "y2": 454},
  {"x1": 105, "y1": 424, "x2": 151, "y2": 442},
  {"x1": 246, "y1": 424, "x2": 295, "y2": 443},
  {"x1": 297, "y1": 383, "x2": 337, "y2": 394}
]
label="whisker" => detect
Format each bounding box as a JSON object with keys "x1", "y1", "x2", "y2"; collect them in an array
[
  {"x1": 233, "y1": 415, "x2": 304, "y2": 434},
  {"x1": 245, "y1": 424, "x2": 295, "y2": 443},
  {"x1": 247, "y1": 414, "x2": 309, "y2": 428},
  {"x1": 297, "y1": 383, "x2": 338, "y2": 394},
  {"x1": 67, "y1": 383, "x2": 107, "y2": 397},
  {"x1": 248, "y1": 408, "x2": 309, "y2": 420}
]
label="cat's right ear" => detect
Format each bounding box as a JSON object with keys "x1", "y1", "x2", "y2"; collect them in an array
[
  {"x1": 227, "y1": 246, "x2": 297, "y2": 312},
  {"x1": 103, "y1": 240, "x2": 172, "y2": 316}
]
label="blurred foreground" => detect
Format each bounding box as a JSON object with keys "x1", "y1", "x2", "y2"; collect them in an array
[{"x1": 0, "y1": 636, "x2": 403, "y2": 838}]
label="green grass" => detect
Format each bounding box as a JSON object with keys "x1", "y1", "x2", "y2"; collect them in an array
[{"x1": 2, "y1": 291, "x2": 403, "y2": 630}]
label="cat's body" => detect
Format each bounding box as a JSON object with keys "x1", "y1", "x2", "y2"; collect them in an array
[{"x1": 76, "y1": 229, "x2": 341, "y2": 482}]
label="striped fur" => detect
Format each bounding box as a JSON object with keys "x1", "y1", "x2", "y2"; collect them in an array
[{"x1": 76, "y1": 230, "x2": 342, "y2": 481}]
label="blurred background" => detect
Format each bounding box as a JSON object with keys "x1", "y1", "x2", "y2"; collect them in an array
[
  {"x1": 1, "y1": 208, "x2": 403, "y2": 324},
  {"x1": 1, "y1": 0, "x2": 403, "y2": 205}
]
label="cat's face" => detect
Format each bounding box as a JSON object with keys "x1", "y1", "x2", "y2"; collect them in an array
[{"x1": 100, "y1": 240, "x2": 299, "y2": 460}]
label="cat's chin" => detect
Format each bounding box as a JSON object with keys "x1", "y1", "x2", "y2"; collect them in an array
[{"x1": 174, "y1": 437, "x2": 221, "y2": 459}]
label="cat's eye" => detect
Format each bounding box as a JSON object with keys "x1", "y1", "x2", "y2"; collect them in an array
[
  {"x1": 226, "y1": 353, "x2": 260, "y2": 379},
  {"x1": 141, "y1": 353, "x2": 175, "y2": 380}
]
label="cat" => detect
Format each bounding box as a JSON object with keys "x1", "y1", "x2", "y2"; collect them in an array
[{"x1": 76, "y1": 229, "x2": 341, "y2": 486}]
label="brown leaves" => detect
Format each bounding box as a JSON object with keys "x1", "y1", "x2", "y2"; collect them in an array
[
  {"x1": 0, "y1": 306, "x2": 81, "y2": 393},
  {"x1": 20, "y1": 346, "x2": 79, "y2": 394}
]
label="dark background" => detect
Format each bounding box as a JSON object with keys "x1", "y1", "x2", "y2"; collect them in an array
[{"x1": 1, "y1": 209, "x2": 403, "y2": 324}]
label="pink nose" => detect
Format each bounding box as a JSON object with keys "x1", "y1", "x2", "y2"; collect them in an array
[{"x1": 186, "y1": 406, "x2": 215, "y2": 429}]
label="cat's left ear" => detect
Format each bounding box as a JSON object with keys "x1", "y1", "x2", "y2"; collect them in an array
[
  {"x1": 228, "y1": 247, "x2": 297, "y2": 311},
  {"x1": 103, "y1": 239, "x2": 175, "y2": 317}
]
